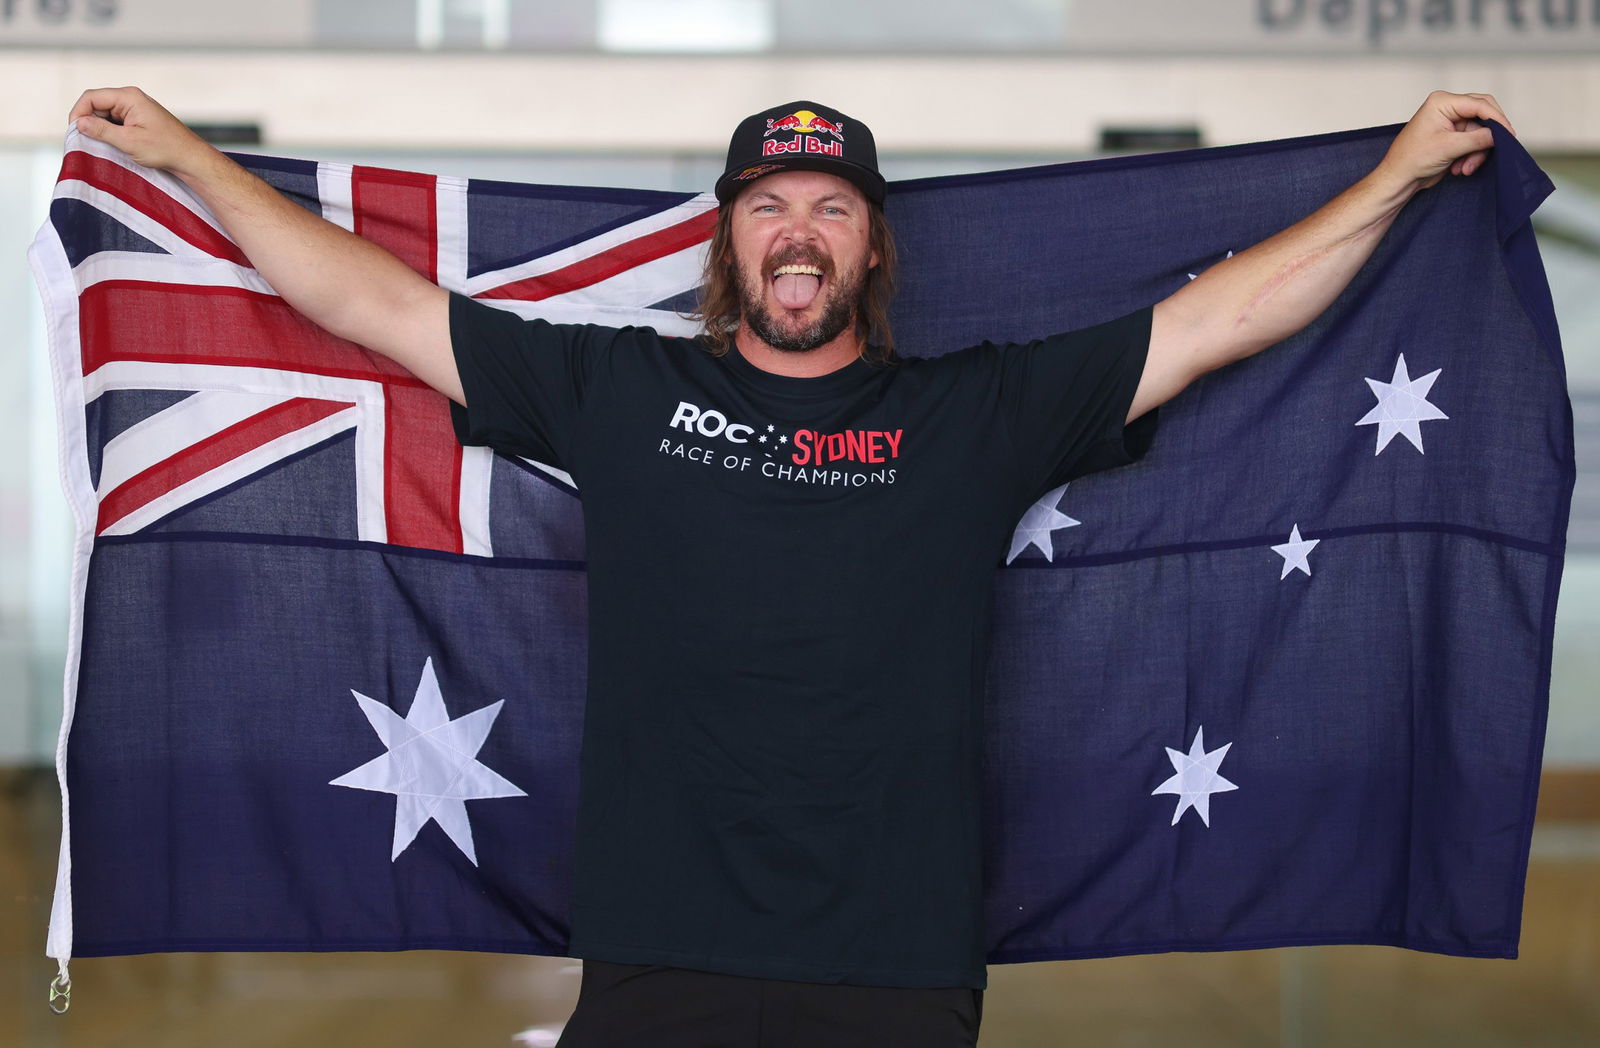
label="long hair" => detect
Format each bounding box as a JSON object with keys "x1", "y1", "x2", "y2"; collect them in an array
[{"x1": 691, "y1": 202, "x2": 899, "y2": 365}]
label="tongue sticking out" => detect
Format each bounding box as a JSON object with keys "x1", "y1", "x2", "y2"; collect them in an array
[{"x1": 774, "y1": 273, "x2": 822, "y2": 311}]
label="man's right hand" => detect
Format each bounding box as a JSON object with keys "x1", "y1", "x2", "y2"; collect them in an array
[{"x1": 69, "y1": 86, "x2": 213, "y2": 174}]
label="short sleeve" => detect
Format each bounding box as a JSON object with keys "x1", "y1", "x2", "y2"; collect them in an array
[
  {"x1": 447, "y1": 291, "x2": 614, "y2": 469},
  {"x1": 997, "y1": 304, "x2": 1159, "y2": 497}
]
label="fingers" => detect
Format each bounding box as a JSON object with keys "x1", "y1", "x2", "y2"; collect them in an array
[
  {"x1": 1451, "y1": 150, "x2": 1487, "y2": 177},
  {"x1": 67, "y1": 88, "x2": 105, "y2": 123},
  {"x1": 1427, "y1": 90, "x2": 1509, "y2": 179},
  {"x1": 1435, "y1": 89, "x2": 1515, "y2": 136},
  {"x1": 66, "y1": 85, "x2": 149, "y2": 130},
  {"x1": 73, "y1": 114, "x2": 125, "y2": 149},
  {"x1": 69, "y1": 87, "x2": 125, "y2": 124},
  {"x1": 1467, "y1": 124, "x2": 1495, "y2": 151},
  {"x1": 1466, "y1": 92, "x2": 1515, "y2": 136}
]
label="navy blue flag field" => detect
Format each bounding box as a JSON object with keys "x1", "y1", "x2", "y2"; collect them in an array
[{"x1": 30, "y1": 121, "x2": 1572, "y2": 977}]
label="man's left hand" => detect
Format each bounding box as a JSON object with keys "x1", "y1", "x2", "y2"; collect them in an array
[{"x1": 1377, "y1": 90, "x2": 1517, "y2": 193}]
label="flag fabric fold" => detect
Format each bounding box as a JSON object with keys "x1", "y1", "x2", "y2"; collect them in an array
[{"x1": 30, "y1": 121, "x2": 1572, "y2": 975}]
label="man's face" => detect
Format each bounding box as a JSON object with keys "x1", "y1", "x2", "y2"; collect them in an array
[{"x1": 727, "y1": 170, "x2": 879, "y2": 353}]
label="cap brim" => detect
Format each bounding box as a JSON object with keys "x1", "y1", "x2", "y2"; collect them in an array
[{"x1": 715, "y1": 156, "x2": 887, "y2": 205}]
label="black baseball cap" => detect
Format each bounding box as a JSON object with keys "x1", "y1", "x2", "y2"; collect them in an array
[{"x1": 714, "y1": 100, "x2": 886, "y2": 205}]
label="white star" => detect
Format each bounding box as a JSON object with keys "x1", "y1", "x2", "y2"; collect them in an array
[
  {"x1": 778, "y1": 434, "x2": 787, "y2": 444},
  {"x1": 1355, "y1": 353, "x2": 1448, "y2": 454},
  {"x1": 1151, "y1": 726, "x2": 1238, "y2": 828},
  {"x1": 766, "y1": 423, "x2": 774, "y2": 432},
  {"x1": 759, "y1": 434, "x2": 768, "y2": 443},
  {"x1": 330, "y1": 658, "x2": 525, "y2": 865},
  {"x1": 1271, "y1": 523, "x2": 1319, "y2": 580},
  {"x1": 1006, "y1": 483, "x2": 1080, "y2": 564}
]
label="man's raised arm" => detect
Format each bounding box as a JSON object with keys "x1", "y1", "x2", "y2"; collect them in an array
[
  {"x1": 69, "y1": 86, "x2": 465, "y2": 405},
  {"x1": 1127, "y1": 90, "x2": 1518, "y2": 425}
]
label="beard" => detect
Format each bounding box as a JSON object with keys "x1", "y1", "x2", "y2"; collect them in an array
[{"x1": 734, "y1": 245, "x2": 870, "y2": 353}]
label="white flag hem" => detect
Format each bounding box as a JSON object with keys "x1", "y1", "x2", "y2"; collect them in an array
[{"x1": 28, "y1": 129, "x2": 103, "y2": 984}]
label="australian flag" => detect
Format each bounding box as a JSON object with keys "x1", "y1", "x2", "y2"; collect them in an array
[{"x1": 30, "y1": 120, "x2": 1572, "y2": 975}]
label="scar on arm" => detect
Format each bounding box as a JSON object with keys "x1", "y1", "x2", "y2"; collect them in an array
[{"x1": 1232, "y1": 216, "x2": 1387, "y2": 329}]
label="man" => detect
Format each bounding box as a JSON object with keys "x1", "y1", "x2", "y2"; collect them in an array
[{"x1": 67, "y1": 88, "x2": 1515, "y2": 1047}]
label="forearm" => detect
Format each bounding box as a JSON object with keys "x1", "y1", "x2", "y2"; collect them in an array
[
  {"x1": 172, "y1": 144, "x2": 432, "y2": 343},
  {"x1": 1168, "y1": 167, "x2": 1419, "y2": 374}
]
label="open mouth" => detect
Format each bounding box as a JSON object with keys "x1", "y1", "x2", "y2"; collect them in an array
[{"x1": 771, "y1": 263, "x2": 825, "y2": 311}]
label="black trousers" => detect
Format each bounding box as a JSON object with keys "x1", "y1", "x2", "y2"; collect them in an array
[{"x1": 555, "y1": 960, "x2": 984, "y2": 1048}]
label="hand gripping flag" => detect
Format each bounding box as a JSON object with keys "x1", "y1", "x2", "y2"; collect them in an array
[{"x1": 30, "y1": 122, "x2": 1573, "y2": 984}]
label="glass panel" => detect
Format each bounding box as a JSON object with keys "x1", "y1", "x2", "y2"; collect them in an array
[
  {"x1": 776, "y1": 0, "x2": 1063, "y2": 50},
  {"x1": 597, "y1": 0, "x2": 773, "y2": 53},
  {"x1": 314, "y1": 0, "x2": 419, "y2": 47}
]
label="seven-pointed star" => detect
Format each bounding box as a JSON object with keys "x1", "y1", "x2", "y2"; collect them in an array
[
  {"x1": 1152, "y1": 725, "x2": 1238, "y2": 827},
  {"x1": 1006, "y1": 483, "x2": 1080, "y2": 564},
  {"x1": 1355, "y1": 353, "x2": 1448, "y2": 454},
  {"x1": 1271, "y1": 523, "x2": 1319, "y2": 579},
  {"x1": 330, "y1": 657, "x2": 525, "y2": 866}
]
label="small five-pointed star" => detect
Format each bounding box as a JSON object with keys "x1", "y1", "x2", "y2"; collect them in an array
[
  {"x1": 330, "y1": 658, "x2": 525, "y2": 865},
  {"x1": 1356, "y1": 353, "x2": 1448, "y2": 454},
  {"x1": 1271, "y1": 523, "x2": 1319, "y2": 579},
  {"x1": 1006, "y1": 483, "x2": 1080, "y2": 564},
  {"x1": 1152, "y1": 725, "x2": 1238, "y2": 827}
]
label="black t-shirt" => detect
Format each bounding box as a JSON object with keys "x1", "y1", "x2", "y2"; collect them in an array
[{"x1": 448, "y1": 292, "x2": 1158, "y2": 989}]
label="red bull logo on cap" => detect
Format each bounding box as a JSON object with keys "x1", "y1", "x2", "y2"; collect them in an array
[
  {"x1": 763, "y1": 135, "x2": 845, "y2": 159},
  {"x1": 763, "y1": 110, "x2": 846, "y2": 141},
  {"x1": 762, "y1": 109, "x2": 847, "y2": 160}
]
